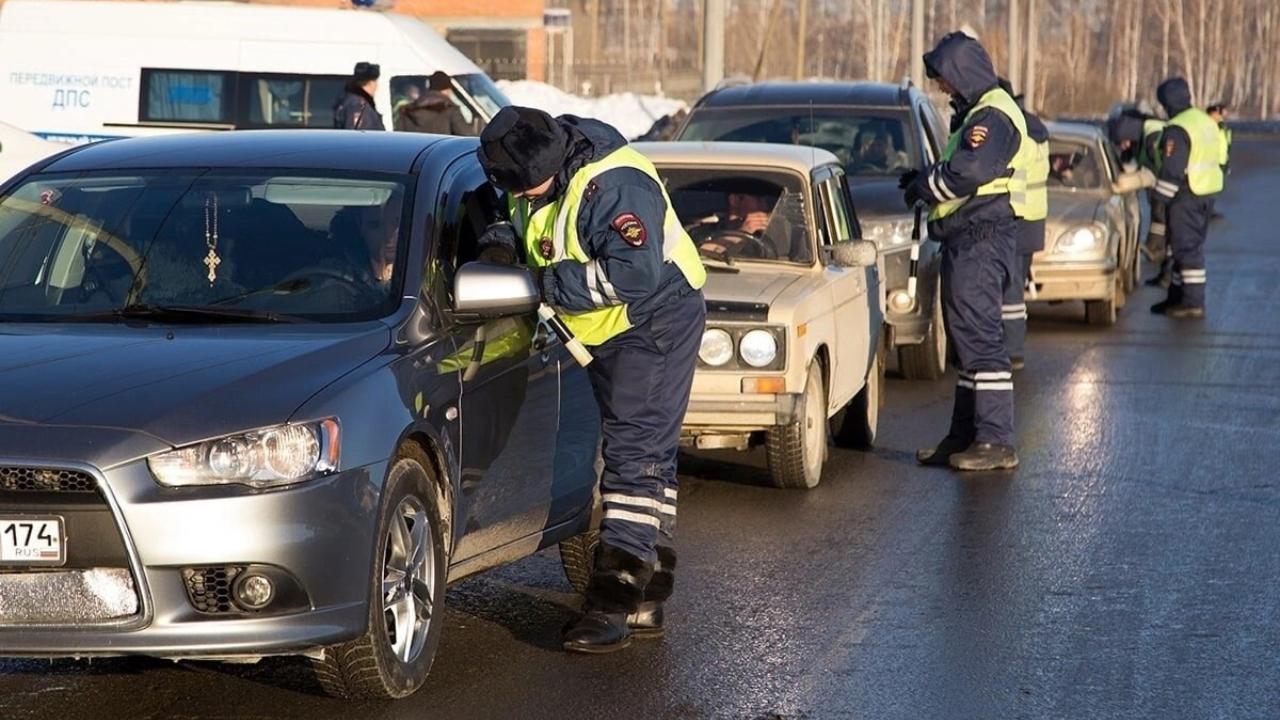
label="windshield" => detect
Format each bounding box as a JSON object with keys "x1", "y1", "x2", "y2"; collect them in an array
[
  {"x1": 658, "y1": 168, "x2": 813, "y2": 265},
  {"x1": 1048, "y1": 139, "x2": 1106, "y2": 190},
  {"x1": 0, "y1": 171, "x2": 410, "y2": 323},
  {"x1": 389, "y1": 73, "x2": 509, "y2": 127},
  {"x1": 678, "y1": 108, "x2": 919, "y2": 176}
]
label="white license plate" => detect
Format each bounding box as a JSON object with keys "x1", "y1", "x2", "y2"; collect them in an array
[{"x1": 0, "y1": 516, "x2": 65, "y2": 566}]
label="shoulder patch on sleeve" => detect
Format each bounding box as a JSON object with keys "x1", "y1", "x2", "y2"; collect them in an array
[
  {"x1": 966, "y1": 124, "x2": 989, "y2": 148},
  {"x1": 611, "y1": 212, "x2": 647, "y2": 247}
]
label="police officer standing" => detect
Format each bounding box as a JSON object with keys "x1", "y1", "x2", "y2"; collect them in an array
[
  {"x1": 997, "y1": 77, "x2": 1049, "y2": 371},
  {"x1": 1149, "y1": 77, "x2": 1223, "y2": 319},
  {"x1": 333, "y1": 62, "x2": 385, "y2": 131},
  {"x1": 475, "y1": 107, "x2": 707, "y2": 652},
  {"x1": 1107, "y1": 108, "x2": 1171, "y2": 282},
  {"x1": 901, "y1": 32, "x2": 1030, "y2": 471}
]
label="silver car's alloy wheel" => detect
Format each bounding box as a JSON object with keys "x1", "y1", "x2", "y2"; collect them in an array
[{"x1": 383, "y1": 496, "x2": 434, "y2": 664}]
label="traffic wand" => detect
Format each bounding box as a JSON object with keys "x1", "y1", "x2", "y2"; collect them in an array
[
  {"x1": 906, "y1": 202, "x2": 925, "y2": 302},
  {"x1": 537, "y1": 303, "x2": 593, "y2": 367}
]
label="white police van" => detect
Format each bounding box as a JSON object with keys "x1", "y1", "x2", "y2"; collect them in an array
[{"x1": 0, "y1": 0, "x2": 509, "y2": 144}]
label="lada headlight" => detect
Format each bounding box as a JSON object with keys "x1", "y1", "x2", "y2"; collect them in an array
[
  {"x1": 149, "y1": 419, "x2": 341, "y2": 488},
  {"x1": 739, "y1": 329, "x2": 779, "y2": 368},
  {"x1": 699, "y1": 328, "x2": 734, "y2": 366}
]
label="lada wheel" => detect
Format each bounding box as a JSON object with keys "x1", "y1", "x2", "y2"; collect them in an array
[
  {"x1": 833, "y1": 349, "x2": 882, "y2": 449},
  {"x1": 766, "y1": 362, "x2": 828, "y2": 489},
  {"x1": 312, "y1": 444, "x2": 448, "y2": 700},
  {"x1": 899, "y1": 279, "x2": 947, "y2": 380}
]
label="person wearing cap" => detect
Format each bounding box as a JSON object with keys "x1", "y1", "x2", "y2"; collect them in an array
[
  {"x1": 394, "y1": 71, "x2": 474, "y2": 136},
  {"x1": 1107, "y1": 106, "x2": 1172, "y2": 282},
  {"x1": 333, "y1": 62, "x2": 385, "y2": 131},
  {"x1": 899, "y1": 32, "x2": 1031, "y2": 472},
  {"x1": 475, "y1": 106, "x2": 707, "y2": 653}
]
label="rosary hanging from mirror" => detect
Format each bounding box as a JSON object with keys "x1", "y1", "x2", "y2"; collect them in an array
[{"x1": 203, "y1": 193, "x2": 221, "y2": 284}]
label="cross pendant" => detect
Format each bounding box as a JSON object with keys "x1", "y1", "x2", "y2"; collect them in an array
[{"x1": 204, "y1": 248, "x2": 221, "y2": 284}]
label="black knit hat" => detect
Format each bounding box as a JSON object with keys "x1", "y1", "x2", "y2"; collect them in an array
[
  {"x1": 353, "y1": 62, "x2": 380, "y2": 83},
  {"x1": 478, "y1": 106, "x2": 569, "y2": 192},
  {"x1": 428, "y1": 71, "x2": 452, "y2": 91}
]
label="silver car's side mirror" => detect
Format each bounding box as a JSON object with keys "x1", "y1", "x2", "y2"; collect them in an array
[
  {"x1": 828, "y1": 239, "x2": 879, "y2": 268},
  {"x1": 453, "y1": 261, "x2": 540, "y2": 318}
]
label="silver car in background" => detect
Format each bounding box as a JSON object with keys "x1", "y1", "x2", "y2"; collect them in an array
[{"x1": 1030, "y1": 122, "x2": 1143, "y2": 325}]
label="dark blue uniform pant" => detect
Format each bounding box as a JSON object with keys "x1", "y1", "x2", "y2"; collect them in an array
[
  {"x1": 587, "y1": 286, "x2": 705, "y2": 565},
  {"x1": 1002, "y1": 251, "x2": 1034, "y2": 360},
  {"x1": 942, "y1": 219, "x2": 1017, "y2": 447},
  {"x1": 1165, "y1": 194, "x2": 1214, "y2": 308}
]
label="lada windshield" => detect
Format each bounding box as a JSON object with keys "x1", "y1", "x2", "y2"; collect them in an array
[
  {"x1": 660, "y1": 168, "x2": 813, "y2": 265},
  {"x1": 0, "y1": 170, "x2": 410, "y2": 322}
]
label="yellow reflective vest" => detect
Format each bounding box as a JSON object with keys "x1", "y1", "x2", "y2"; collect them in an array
[
  {"x1": 930, "y1": 88, "x2": 1034, "y2": 221},
  {"x1": 1167, "y1": 108, "x2": 1224, "y2": 196},
  {"x1": 509, "y1": 145, "x2": 706, "y2": 347}
]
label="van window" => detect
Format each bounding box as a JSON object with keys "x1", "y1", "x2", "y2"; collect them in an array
[
  {"x1": 240, "y1": 74, "x2": 347, "y2": 128},
  {"x1": 141, "y1": 70, "x2": 232, "y2": 124}
]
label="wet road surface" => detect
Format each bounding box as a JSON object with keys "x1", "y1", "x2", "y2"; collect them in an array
[{"x1": 4, "y1": 140, "x2": 1279, "y2": 719}]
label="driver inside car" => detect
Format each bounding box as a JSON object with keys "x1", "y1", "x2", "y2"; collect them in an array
[
  {"x1": 359, "y1": 195, "x2": 401, "y2": 285},
  {"x1": 687, "y1": 189, "x2": 777, "y2": 259}
]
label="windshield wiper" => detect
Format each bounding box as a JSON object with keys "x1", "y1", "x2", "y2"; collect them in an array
[{"x1": 61, "y1": 303, "x2": 300, "y2": 324}]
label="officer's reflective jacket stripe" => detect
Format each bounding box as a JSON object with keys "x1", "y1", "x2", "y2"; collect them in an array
[
  {"x1": 930, "y1": 88, "x2": 1034, "y2": 221},
  {"x1": 1139, "y1": 119, "x2": 1168, "y2": 172},
  {"x1": 1166, "y1": 108, "x2": 1225, "y2": 196},
  {"x1": 510, "y1": 146, "x2": 706, "y2": 347}
]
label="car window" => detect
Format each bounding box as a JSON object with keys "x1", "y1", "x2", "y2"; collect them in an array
[
  {"x1": 239, "y1": 73, "x2": 347, "y2": 128},
  {"x1": 821, "y1": 175, "x2": 854, "y2": 243},
  {"x1": 1048, "y1": 139, "x2": 1106, "y2": 190},
  {"x1": 141, "y1": 69, "x2": 234, "y2": 124},
  {"x1": 391, "y1": 73, "x2": 510, "y2": 127},
  {"x1": 0, "y1": 171, "x2": 411, "y2": 322},
  {"x1": 658, "y1": 167, "x2": 813, "y2": 265},
  {"x1": 678, "y1": 108, "x2": 919, "y2": 177}
]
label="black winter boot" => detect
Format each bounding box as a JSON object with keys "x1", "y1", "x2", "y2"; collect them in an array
[
  {"x1": 628, "y1": 544, "x2": 675, "y2": 638},
  {"x1": 917, "y1": 435, "x2": 971, "y2": 466},
  {"x1": 949, "y1": 442, "x2": 1019, "y2": 471},
  {"x1": 563, "y1": 544, "x2": 652, "y2": 654}
]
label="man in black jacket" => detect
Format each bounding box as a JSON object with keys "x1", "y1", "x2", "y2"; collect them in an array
[
  {"x1": 333, "y1": 62, "x2": 385, "y2": 131},
  {"x1": 394, "y1": 72, "x2": 475, "y2": 136}
]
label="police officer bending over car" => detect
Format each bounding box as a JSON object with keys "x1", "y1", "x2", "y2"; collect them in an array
[
  {"x1": 901, "y1": 32, "x2": 1028, "y2": 472},
  {"x1": 475, "y1": 106, "x2": 707, "y2": 653}
]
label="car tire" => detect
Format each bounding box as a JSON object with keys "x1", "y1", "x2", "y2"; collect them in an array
[
  {"x1": 833, "y1": 347, "x2": 882, "y2": 450},
  {"x1": 898, "y1": 279, "x2": 946, "y2": 380},
  {"x1": 559, "y1": 529, "x2": 598, "y2": 595},
  {"x1": 312, "y1": 444, "x2": 448, "y2": 700},
  {"x1": 1085, "y1": 286, "x2": 1118, "y2": 326},
  {"x1": 765, "y1": 362, "x2": 828, "y2": 489}
]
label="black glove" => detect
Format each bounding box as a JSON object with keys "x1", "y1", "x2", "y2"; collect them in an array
[
  {"x1": 898, "y1": 169, "x2": 920, "y2": 190},
  {"x1": 530, "y1": 265, "x2": 549, "y2": 302},
  {"x1": 903, "y1": 185, "x2": 923, "y2": 210},
  {"x1": 476, "y1": 222, "x2": 519, "y2": 265}
]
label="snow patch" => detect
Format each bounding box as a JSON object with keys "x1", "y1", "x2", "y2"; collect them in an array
[{"x1": 497, "y1": 80, "x2": 686, "y2": 140}]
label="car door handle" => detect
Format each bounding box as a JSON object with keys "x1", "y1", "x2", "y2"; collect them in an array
[{"x1": 533, "y1": 321, "x2": 554, "y2": 361}]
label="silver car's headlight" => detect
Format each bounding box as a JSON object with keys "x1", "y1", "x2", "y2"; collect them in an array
[
  {"x1": 863, "y1": 218, "x2": 913, "y2": 249},
  {"x1": 739, "y1": 329, "x2": 778, "y2": 368},
  {"x1": 149, "y1": 419, "x2": 341, "y2": 488},
  {"x1": 1054, "y1": 225, "x2": 1105, "y2": 255},
  {"x1": 699, "y1": 328, "x2": 734, "y2": 366}
]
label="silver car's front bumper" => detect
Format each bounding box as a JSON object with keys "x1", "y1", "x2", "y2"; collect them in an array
[
  {"x1": 1030, "y1": 256, "x2": 1117, "y2": 301},
  {"x1": 0, "y1": 456, "x2": 385, "y2": 658}
]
